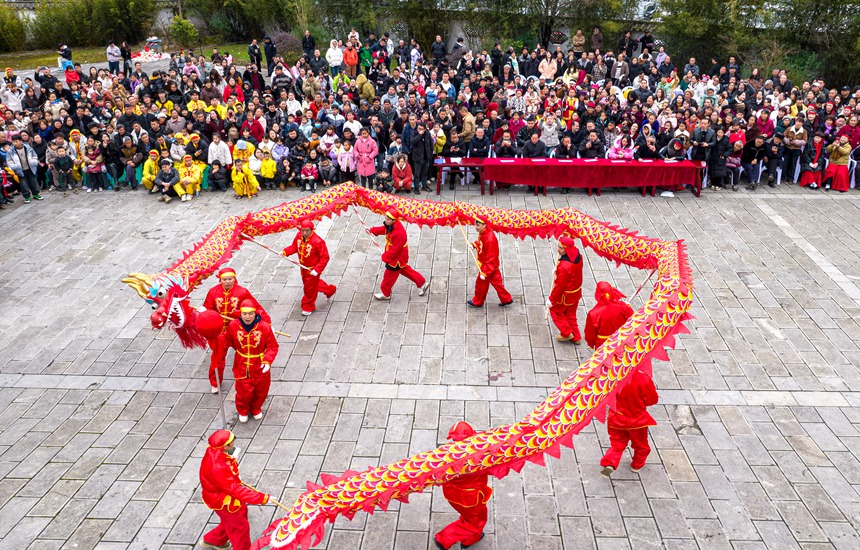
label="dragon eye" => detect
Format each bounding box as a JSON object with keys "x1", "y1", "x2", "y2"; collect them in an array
[
  {"x1": 151, "y1": 304, "x2": 157, "y2": 310},
  {"x1": 156, "y1": 289, "x2": 166, "y2": 299}
]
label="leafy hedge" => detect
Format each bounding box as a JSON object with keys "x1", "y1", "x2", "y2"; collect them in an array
[{"x1": 30, "y1": 0, "x2": 155, "y2": 50}]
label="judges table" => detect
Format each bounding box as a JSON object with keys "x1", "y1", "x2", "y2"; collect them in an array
[
  {"x1": 483, "y1": 158, "x2": 706, "y2": 196},
  {"x1": 434, "y1": 158, "x2": 487, "y2": 195}
]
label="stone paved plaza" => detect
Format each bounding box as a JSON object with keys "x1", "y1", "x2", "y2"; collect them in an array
[{"x1": 2, "y1": 181, "x2": 860, "y2": 550}]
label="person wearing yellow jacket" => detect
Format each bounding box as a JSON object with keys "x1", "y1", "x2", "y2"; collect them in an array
[
  {"x1": 177, "y1": 155, "x2": 203, "y2": 201},
  {"x1": 231, "y1": 158, "x2": 259, "y2": 198},
  {"x1": 260, "y1": 150, "x2": 277, "y2": 190},
  {"x1": 142, "y1": 150, "x2": 160, "y2": 191}
]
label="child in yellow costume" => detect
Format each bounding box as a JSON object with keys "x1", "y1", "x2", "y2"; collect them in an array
[
  {"x1": 142, "y1": 150, "x2": 160, "y2": 191},
  {"x1": 177, "y1": 155, "x2": 203, "y2": 201},
  {"x1": 260, "y1": 150, "x2": 277, "y2": 190},
  {"x1": 231, "y1": 158, "x2": 259, "y2": 198}
]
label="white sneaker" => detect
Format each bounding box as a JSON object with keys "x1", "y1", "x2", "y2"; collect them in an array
[
  {"x1": 238, "y1": 415, "x2": 248, "y2": 423},
  {"x1": 87, "y1": 188, "x2": 92, "y2": 193},
  {"x1": 601, "y1": 466, "x2": 615, "y2": 477},
  {"x1": 373, "y1": 292, "x2": 390, "y2": 301},
  {"x1": 211, "y1": 386, "x2": 219, "y2": 394},
  {"x1": 301, "y1": 310, "x2": 312, "y2": 316},
  {"x1": 418, "y1": 279, "x2": 431, "y2": 296},
  {"x1": 253, "y1": 413, "x2": 263, "y2": 420}
]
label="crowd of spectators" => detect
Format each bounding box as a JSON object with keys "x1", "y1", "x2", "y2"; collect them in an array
[{"x1": 1, "y1": 26, "x2": 859, "y2": 209}]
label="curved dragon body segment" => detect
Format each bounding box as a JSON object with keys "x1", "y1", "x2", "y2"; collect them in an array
[{"x1": 122, "y1": 183, "x2": 694, "y2": 550}]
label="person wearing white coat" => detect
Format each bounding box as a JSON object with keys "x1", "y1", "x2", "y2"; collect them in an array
[{"x1": 326, "y1": 40, "x2": 343, "y2": 77}]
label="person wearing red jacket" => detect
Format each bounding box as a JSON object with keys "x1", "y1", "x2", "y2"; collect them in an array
[
  {"x1": 585, "y1": 281, "x2": 634, "y2": 349},
  {"x1": 547, "y1": 236, "x2": 584, "y2": 343},
  {"x1": 199, "y1": 429, "x2": 271, "y2": 550},
  {"x1": 600, "y1": 368, "x2": 659, "y2": 476},
  {"x1": 467, "y1": 217, "x2": 513, "y2": 308},
  {"x1": 282, "y1": 220, "x2": 337, "y2": 316},
  {"x1": 434, "y1": 422, "x2": 493, "y2": 549},
  {"x1": 368, "y1": 211, "x2": 431, "y2": 300},
  {"x1": 200, "y1": 267, "x2": 271, "y2": 393},
  {"x1": 224, "y1": 300, "x2": 279, "y2": 422}
]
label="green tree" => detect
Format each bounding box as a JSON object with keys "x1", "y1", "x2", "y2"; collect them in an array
[{"x1": 0, "y1": 4, "x2": 27, "y2": 52}]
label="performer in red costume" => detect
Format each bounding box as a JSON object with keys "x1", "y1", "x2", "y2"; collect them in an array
[
  {"x1": 547, "y1": 236, "x2": 584, "y2": 343},
  {"x1": 200, "y1": 267, "x2": 270, "y2": 393},
  {"x1": 224, "y1": 300, "x2": 278, "y2": 423},
  {"x1": 434, "y1": 422, "x2": 493, "y2": 550},
  {"x1": 282, "y1": 220, "x2": 337, "y2": 316},
  {"x1": 467, "y1": 217, "x2": 514, "y2": 308},
  {"x1": 600, "y1": 368, "x2": 659, "y2": 476},
  {"x1": 368, "y1": 211, "x2": 431, "y2": 300},
  {"x1": 199, "y1": 429, "x2": 271, "y2": 550},
  {"x1": 585, "y1": 281, "x2": 634, "y2": 349}
]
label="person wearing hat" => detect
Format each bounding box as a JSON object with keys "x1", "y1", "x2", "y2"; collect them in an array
[
  {"x1": 177, "y1": 154, "x2": 202, "y2": 201},
  {"x1": 599, "y1": 363, "x2": 659, "y2": 477},
  {"x1": 467, "y1": 217, "x2": 513, "y2": 308},
  {"x1": 368, "y1": 211, "x2": 430, "y2": 300},
  {"x1": 200, "y1": 267, "x2": 270, "y2": 393},
  {"x1": 433, "y1": 421, "x2": 492, "y2": 549},
  {"x1": 585, "y1": 281, "x2": 633, "y2": 350},
  {"x1": 199, "y1": 429, "x2": 272, "y2": 550},
  {"x1": 547, "y1": 237, "x2": 584, "y2": 343},
  {"x1": 282, "y1": 220, "x2": 337, "y2": 316},
  {"x1": 231, "y1": 158, "x2": 260, "y2": 198},
  {"x1": 224, "y1": 298, "x2": 278, "y2": 422},
  {"x1": 141, "y1": 150, "x2": 160, "y2": 191}
]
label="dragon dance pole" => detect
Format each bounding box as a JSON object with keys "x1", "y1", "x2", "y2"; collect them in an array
[
  {"x1": 239, "y1": 233, "x2": 312, "y2": 271},
  {"x1": 241, "y1": 482, "x2": 292, "y2": 512},
  {"x1": 351, "y1": 206, "x2": 384, "y2": 253}
]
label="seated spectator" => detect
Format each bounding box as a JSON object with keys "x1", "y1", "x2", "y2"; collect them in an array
[{"x1": 608, "y1": 135, "x2": 635, "y2": 160}]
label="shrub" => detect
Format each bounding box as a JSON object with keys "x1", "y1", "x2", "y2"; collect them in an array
[
  {"x1": 0, "y1": 5, "x2": 27, "y2": 52},
  {"x1": 170, "y1": 16, "x2": 200, "y2": 49},
  {"x1": 270, "y1": 31, "x2": 301, "y2": 57},
  {"x1": 31, "y1": 0, "x2": 154, "y2": 49}
]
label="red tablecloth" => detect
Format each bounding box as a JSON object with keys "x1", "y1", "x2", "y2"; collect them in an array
[{"x1": 482, "y1": 158, "x2": 706, "y2": 196}]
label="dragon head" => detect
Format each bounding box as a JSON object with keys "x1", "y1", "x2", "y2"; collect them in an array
[{"x1": 123, "y1": 272, "x2": 207, "y2": 348}]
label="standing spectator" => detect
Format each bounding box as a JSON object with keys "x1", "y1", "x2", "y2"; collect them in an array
[
  {"x1": 263, "y1": 36, "x2": 277, "y2": 77},
  {"x1": 326, "y1": 40, "x2": 343, "y2": 77},
  {"x1": 120, "y1": 42, "x2": 133, "y2": 75},
  {"x1": 411, "y1": 122, "x2": 434, "y2": 195},
  {"x1": 571, "y1": 29, "x2": 586, "y2": 58},
  {"x1": 302, "y1": 30, "x2": 316, "y2": 57},
  {"x1": 106, "y1": 41, "x2": 121, "y2": 75},
  {"x1": 247, "y1": 39, "x2": 262, "y2": 70},
  {"x1": 354, "y1": 127, "x2": 378, "y2": 188},
  {"x1": 591, "y1": 27, "x2": 604, "y2": 52},
  {"x1": 431, "y1": 35, "x2": 447, "y2": 66},
  {"x1": 6, "y1": 134, "x2": 42, "y2": 203},
  {"x1": 343, "y1": 41, "x2": 359, "y2": 78}
]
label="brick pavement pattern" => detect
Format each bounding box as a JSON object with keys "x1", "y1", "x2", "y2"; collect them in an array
[{"x1": 1, "y1": 181, "x2": 860, "y2": 550}]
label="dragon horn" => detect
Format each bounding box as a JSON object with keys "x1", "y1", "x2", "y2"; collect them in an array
[{"x1": 122, "y1": 272, "x2": 155, "y2": 300}]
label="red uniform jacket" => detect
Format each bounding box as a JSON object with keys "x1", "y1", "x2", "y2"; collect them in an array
[
  {"x1": 473, "y1": 229, "x2": 500, "y2": 276},
  {"x1": 202, "y1": 284, "x2": 271, "y2": 330},
  {"x1": 370, "y1": 220, "x2": 409, "y2": 269},
  {"x1": 442, "y1": 471, "x2": 493, "y2": 508},
  {"x1": 224, "y1": 317, "x2": 279, "y2": 380},
  {"x1": 283, "y1": 231, "x2": 330, "y2": 272},
  {"x1": 585, "y1": 300, "x2": 634, "y2": 349},
  {"x1": 199, "y1": 446, "x2": 269, "y2": 512},
  {"x1": 549, "y1": 252, "x2": 583, "y2": 307},
  {"x1": 608, "y1": 370, "x2": 658, "y2": 430}
]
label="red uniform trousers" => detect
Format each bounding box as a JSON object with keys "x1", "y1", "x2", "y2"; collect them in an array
[
  {"x1": 203, "y1": 504, "x2": 252, "y2": 550},
  {"x1": 207, "y1": 332, "x2": 228, "y2": 387},
  {"x1": 434, "y1": 501, "x2": 488, "y2": 549},
  {"x1": 380, "y1": 265, "x2": 426, "y2": 297},
  {"x1": 550, "y1": 299, "x2": 581, "y2": 340},
  {"x1": 471, "y1": 269, "x2": 512, "y2": 306},
  {"x1": 235, "y1": 372, "x2": 271, "y2": 417},
  {"x1": 600, "y1": 426, "x2": 651, "y2": 470},
  {"x1": 300, "y1": 270, "x2": 336, "y2": 313}
]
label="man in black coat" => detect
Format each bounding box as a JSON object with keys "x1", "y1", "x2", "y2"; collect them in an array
[
  {"x1": 302, "y1": 31, "x2": 316, "y2": 57},
  {"x1": 578, "y1": 130, "x2": 605, "y2": 159},
  {"x1": 690, "y1": 119, "x2": 716, "y2": 162},
  {"x1": 431, "y1": 36, "x2": 447, "y2": 66},
  {"x1": 410, "y1": 122, "x2": 434, "y2": 195},
  {"x1": 248, "y1": 39, "x2": 262, "y2": 69},
  {"x1": 263, "y1": 37, "x2": 277, "y2": 77}
]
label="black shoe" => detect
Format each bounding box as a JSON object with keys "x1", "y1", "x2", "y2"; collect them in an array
[
  {"x1": 768, "y1": 181, "x2": 775, "y2": 188},
  {"x1": 499, "y1": 300, "x2": 514, "y2": 307},
  {"x1": 413, "y1": 188, "x2": 420, "y2": 195},
  {"x1": 467, "y1": 299, "x2": 481, "y2": 308},
  {"x1": 114, "y1": 185, "x2": 121, "y2": 191}
]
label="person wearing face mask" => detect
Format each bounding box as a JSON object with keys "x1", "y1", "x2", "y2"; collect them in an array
[{"x1": 199, "y1": 429, "x2": 273, "y2": 550}]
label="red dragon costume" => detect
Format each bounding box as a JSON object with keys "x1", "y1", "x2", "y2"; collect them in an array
[
  {"x1": 548, "y1": 236, "x2": 584, "y2": 343},
  {"x1": 200, "y1": 429, "x2": 270, "y2": 550},
  {"x1": 201, "y1": 267, "x2": 270, "y2": 391},
  {"x1": 224, "y1": 300, "x2": 279, "y2": 421},
  {"x1": 468, "y1": 217, "x2": 513, "y2": 308},
  {"x1": 434, "y1": 422, "x2": 492, "y2": 549},
  {"x1": 282, "y1": 220, "x2": 336, "y2": 315},
  {"x1": 368, "y1": 211, "x2": 429, "y2": 299}
]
